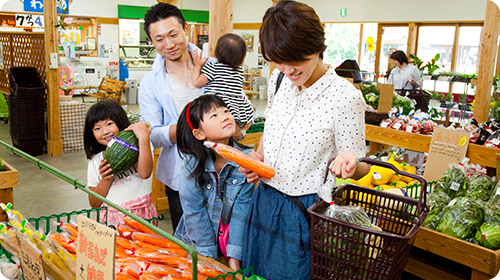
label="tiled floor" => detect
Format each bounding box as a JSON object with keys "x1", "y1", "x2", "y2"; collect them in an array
[{"x1": 0, "y1": 95, "x2": 267, "y2": 235}]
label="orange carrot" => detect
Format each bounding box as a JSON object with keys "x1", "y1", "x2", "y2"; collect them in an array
[
  {"x1": 204, "y1": 141, "x2": 275, "y2": 179},
  {"x1": 131, "y1": 232, "x2": 182, "y2": 249},
  {"x1": 117, "y1": 236, "x2": 138, "y2": 251},
  {"x1": 61, "y1": 223, "x2": 78, "y2": 237},
  {"x1": 124, "y1": 216, "x2": 159, "y2": 236},
  {"x1": 115, "y1": 273, "x2": 138, "y2": 280},
  {"x1": 140, "y1": 262, "x2": 182, "y2": 278},
  {"x1": 134, "y1": 241, "x2": 188, "y2": 258},
  {"x1": 47, "y1": 232, "x2": 76, "y2": 254},
  {"x1": 117, "y1": 223, "x2": 137, "y2": 239},
  {"x1": 115, "y1": 246, "x2": 129, "y2": 259},
  {"x1": 132, "y1": 247, "x2": 189, "y2": 267}
]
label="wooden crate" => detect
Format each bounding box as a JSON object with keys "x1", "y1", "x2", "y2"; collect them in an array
[
  {"x1": 407, "y1": 227, "x2": 500, "y2": 279},
  {"x1": 0, "y1": 161, "x2": 18, "y2": 222}
]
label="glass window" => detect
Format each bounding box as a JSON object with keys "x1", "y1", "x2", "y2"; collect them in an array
[
  {"x1": 359, "y1": 23, "x2": 378, "y2": 73},
  {"x1": 456, "y1": 26, "x2": 481, "y2": 75},
  {"x1": 417, "y1": 26, "x2": 456, "y2": 73},
  {"x1": 323, "y1": 23, "x2": 360, "y2": 67},
  {"x1": 378, "y1": 26, "x2": 408, "y2": 79}
]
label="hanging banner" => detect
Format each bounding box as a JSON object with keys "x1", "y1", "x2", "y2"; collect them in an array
[{"x1": 24, "y1": 0, "x2": 69, "y2": 14}]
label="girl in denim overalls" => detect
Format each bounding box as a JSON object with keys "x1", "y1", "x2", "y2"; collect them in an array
[{"x1": 174, "y1": 94, "x2": 254, "y2": 271}]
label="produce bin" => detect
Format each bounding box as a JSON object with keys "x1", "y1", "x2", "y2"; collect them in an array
[
  {"x1": 308, "y1": 158, "x2": 428, "y2": 280},
  {"x1": 0, "y1": 160, "x2": 18, "y2": 223}
]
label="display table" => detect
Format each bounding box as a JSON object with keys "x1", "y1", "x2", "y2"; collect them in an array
[
  {"x1": 0, "y1": 160, "x2": 18, "y2": 222},
  {"x1": 60, "y1": 100, "x2": 86, "y2": 153}
]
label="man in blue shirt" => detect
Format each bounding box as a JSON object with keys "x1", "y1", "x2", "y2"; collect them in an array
[{"x1": 139, "y1": 3, "x2": 215, "y2": 232}]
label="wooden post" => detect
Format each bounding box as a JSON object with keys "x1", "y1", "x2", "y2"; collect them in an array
[
  {"x1": 208, "y1": 0, "x2": 233, "y2": 56},
  {"x1": 358, "y1": 23, "x2": 364, "y2": 67},
  {"x1": 406, "y1": 22, "x2": 418, "y2": 57},
  {"x1": 374, "y1": 24, "x2": 383, "y2": 80},
  {"x1": 475, "y1": 0, "x2": 500, "y2": 123},
  {"x1": 449, "y1": 24, "x2": 460, "y2": 94},
  {"x1": 44, "y1": 0, "x2": 63, "y2": 157}
]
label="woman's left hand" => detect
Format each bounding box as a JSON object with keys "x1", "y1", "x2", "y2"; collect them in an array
[
  {"x1": 228, "y1": 258, "x2": 241, "y2": 271},
  {"x1": 329, "y1": 152, "x2": 358, "y2": 179}
]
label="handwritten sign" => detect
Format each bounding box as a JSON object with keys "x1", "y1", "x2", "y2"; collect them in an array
[
  {"x1": 423, "y1": 127, "x2": 470, "y2": 182},
  {"x1": 76, "y1": 215, "x2": 115, "y2": 280},
  {"x1": 15, "y1": 231, "x2": 46, "y2": 280},
  {"x1": 15, "y1": 14, "x2": 44, "y2": 28}
]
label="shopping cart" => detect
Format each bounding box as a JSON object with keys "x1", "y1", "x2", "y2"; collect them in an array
[{"x1": 308, "y1": 157, "x2": 429, "y2": 280}]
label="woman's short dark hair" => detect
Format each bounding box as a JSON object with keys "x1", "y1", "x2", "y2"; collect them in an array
[
  {"x1": 84, "y1": 100, "x2": 131, "y2": 160},
  {"x1": 215, "y1": 33, "x2": 246, "y2": 70},
  {"x1": 390, "y1": 50, "x2": 409, "y2": 65},
  {"x1": 144, "y1": 3, "x2": 186, "y2": 39},
  {"x1": 259, "y1": 0, "x2": 327, "y2": 63}
]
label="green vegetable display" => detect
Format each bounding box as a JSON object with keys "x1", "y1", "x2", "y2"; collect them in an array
[
  {"x1": 423, "y1": 191, "x2": 450, "y2": 229},
  {"x1": 435, "y1": 165, "x2": 468, "y2": 200},
  {"x1": 465, "y1": 174, "x2": 494, "y2": 202},
  {"x1": 436, "y1": 197, "x2": 484, "y2": 240},
  {"x1": 475, "y1": 222, "x2": 500, "y2": 250}
]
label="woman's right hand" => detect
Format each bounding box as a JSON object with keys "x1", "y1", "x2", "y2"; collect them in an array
[
  {"x1": 238, "y1": 151, "x2": 264, "y2": 183},
  {"x1": 99, "y1": 159, "x2": 114, "y2": 182}
]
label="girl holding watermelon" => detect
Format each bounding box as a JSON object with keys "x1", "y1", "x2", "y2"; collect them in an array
[
  {"x1": 174, "y1": 94, "x2": 255, "y2": 271},
  {"x1": 84, "y1": 100, "x2": 158, "y2": 226}
]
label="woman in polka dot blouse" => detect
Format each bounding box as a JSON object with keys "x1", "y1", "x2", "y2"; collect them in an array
[{"x1": 239, "y1": 1, "x2": 371, "y2": 279}]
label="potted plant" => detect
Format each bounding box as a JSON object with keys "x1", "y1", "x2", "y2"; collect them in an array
[{"x1": 423, "y1": 53, "x2": 442, "y2": 77}]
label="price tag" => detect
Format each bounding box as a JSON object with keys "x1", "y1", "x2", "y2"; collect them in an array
[
  {"x1": 492, "y1": 139, "x2": 500, "y2": 146},
  {"x1": 496, "y1": 186, "x2": 500, "y2": 196},
  {"x1": 380, "y1": 122, "x2": 389, "y2": 128},
  {"x1": 15, "y1": 14, "x2": 44, "y2": 28},
  {"x1": 406, "y1": 125, "x2": 413, "y2": 133},
  {"x1": 423, "y1": 127, "x2": 470, "y2": 182},
  {"x1": 15, "y1": 231, "x2": 47, "y2": 280},
  {"x1": 372, "y1": 172, "x2": 382, "y2": 180},
  {"x1": 450, "y1": 182, "x2": 460, "y2": 192},
  {"x1": 393, "y1": 122, "x2": 402, "y2": 130},
  {"x1": 77, "y1": 216, "x2": 116, "y2": 280}
]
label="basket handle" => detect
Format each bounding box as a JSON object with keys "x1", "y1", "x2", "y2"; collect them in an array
[
  {"x1": 358, "y1": 157, "x2": 427, "y2": 207},
  {"x1": 323, "y1": 157, "x2": 427, "y2": 206}
]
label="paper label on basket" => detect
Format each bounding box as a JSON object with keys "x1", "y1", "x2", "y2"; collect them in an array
[
  {"x1": 406, "y1": 125, "x2": 413, "y2": 133},
  {"x1": 450, "y1": 182, "x2": 460, "y2": 192},
  {"x1": 373, "y1": 172, "x2": 382, "y2": 180},
  {"x1": 381, "y1": 122, "x2": 389, "y2": 128},
  {"x1": 393, "y1": 122, "x2": 402, "y2": 130}
]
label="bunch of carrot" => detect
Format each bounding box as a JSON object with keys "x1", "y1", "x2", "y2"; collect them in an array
[{"x1": 48, "y1": 216, "x2": 231, "y2": 280}]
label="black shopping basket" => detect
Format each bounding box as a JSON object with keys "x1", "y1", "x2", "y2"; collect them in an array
[
  {"x1": 308, "y1": 158, "x2": 429, "y2": 280},
  {"x1": 394, "y1": 81, "x2": 431, "y2": 112}
]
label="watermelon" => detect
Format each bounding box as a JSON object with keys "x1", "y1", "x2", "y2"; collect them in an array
[{"x1": 104, "y1": 130, "x2": 139, "y2": 175}]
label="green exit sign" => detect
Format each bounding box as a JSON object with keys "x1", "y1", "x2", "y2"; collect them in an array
[{"x1": 340, "y1": 8, "x2": 347, "y2": 17}]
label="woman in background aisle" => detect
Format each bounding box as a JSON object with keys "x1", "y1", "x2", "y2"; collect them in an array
[
  {"x1": 387, "y1": 50, "x2": 422, "y2": 91},
  {"x1": 239, "y1": 1, "x2": 370, "y2": 279}
]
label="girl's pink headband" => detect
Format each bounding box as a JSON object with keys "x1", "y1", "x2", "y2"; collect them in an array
[{"x1": 186, "y1": 102, "x2": 194, "y2": 131}]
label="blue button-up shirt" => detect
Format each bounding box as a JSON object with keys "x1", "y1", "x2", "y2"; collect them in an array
[{"x1": 174, "y1": 144, "x2": 254, "y2": 260}]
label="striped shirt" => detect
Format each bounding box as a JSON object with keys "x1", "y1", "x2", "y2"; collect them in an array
[{"x1": 201, "y1": 62, "x2": 254, "y2": 125}]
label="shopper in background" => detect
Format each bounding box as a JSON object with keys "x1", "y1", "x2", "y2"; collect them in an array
[
  {"x1": 238, "y1": 1, "x2": 370, "y2": 279},
  {"x1": 84, "y1": 100, "x2": 157, "y2": 227},
  {"x1": 175, "y1": 95, "x2": 254, "y2": 271},
  {"x1": 192, "y1": 33, "x2": 254, "y2": 141},
  {"x1": 387, "y1": 50, "x2": 422, "y2": 91},
  {"x1": 139, "y1": 2, "x2": 216, "y2": 233}
]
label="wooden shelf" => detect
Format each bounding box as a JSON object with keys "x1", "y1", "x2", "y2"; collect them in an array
[
  {"x1": 243, "y1": 71, "x2": 261, "y2": 91},
  {"x1": 366, "y1": 124, "x2": 498, "y2": 168}
]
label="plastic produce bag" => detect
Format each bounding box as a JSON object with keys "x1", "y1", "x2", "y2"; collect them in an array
[
  {"x1": 465, "y1": 174, "x2": 494, "y2": 202},
  {"x1": 475, "y1": 221, "x2": 500, "y2": 250},
  {"x1": 0, "y1": 260, "x2": 20, "y2": 280},
  {"x1": 434, "y1": 163, "x2": 468, "y2": 200},
  {"x1": 436, "y1": 197, "x2": 484, "y2": 240},
  {"x1": 423, "y1": 190, "x2": 450, "y2": 229}
]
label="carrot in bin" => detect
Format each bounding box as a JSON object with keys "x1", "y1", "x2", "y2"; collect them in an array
[
  {"x1": 47, "y1": 232, "x2": 76, "y2": 254},
  {"x1": 60, "y1": 222, "x2": 78, "y2": 237},
  {"x1": 204, "y1": 141, "x2": 275, "y2": 179},
  {"x1": 117, "y1": 236, "x2": 137, "y2": 251},
  {"x1": 131, "y1": 231, "x2": 182, "y2": 249},
  {"x1": 137, "y1": 261, "x2": 182, "y2": 278},
  {"x1": 115, "y1": 272, "x2": 138, "y2": 280},
  {"x1": 132, "y1": 247, "x2": 189, "y2": 267},
  {"x1": 124, "y1": 216, "x2": 159, "y2": 236},
  {"x1": 117, "y1": 223, "x2": 137, "y2": 239}
]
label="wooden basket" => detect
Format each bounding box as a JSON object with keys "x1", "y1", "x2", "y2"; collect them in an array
[{"x1": 365, "y1": 111, "x2": 388, "y2": 125}]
